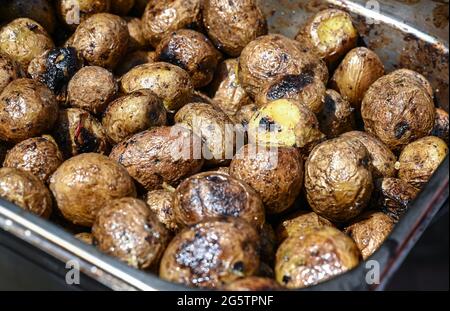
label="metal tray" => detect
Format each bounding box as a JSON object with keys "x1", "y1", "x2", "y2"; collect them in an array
[{"x1": 0, "y1": 0, "x2": 448, "y2": 291}]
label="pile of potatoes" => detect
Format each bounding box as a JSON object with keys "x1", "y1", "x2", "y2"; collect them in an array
[{"x1": 0, "y1": 1, "x2": 448, "y2": 291}]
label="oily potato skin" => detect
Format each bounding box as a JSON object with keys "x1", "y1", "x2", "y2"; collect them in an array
[
  {"x1": 229, "y1": 145, "x2": 303, "y2": 214},
  {"x1": 318, "y1": 89, "x2": 355, "y2": 138},
  {"x1": 49, "y1": 153, "x2": 136, "y2": 227},
  {"x1": 0, "y1": 78, "x2": 58, "y2": 143},
  {"x1": 3, "y1": 136, "x2": 64, "y2": 184},
  {"x1": 344, "y1": 211, "x2": 394, "y2": 260},
  {"x1": 159, "y1": 217, "x2": 260, "y2": 289},
  {"x1": 109, "y1": 126, "x2": 204, "y2": 191},
  {"x1": 173, "y1": 172, "x2": 265, "y2": 229},
  {"x1": 202, "y1": 0, "x2": 268, "y2": 57},
  {"x1": 92, "y1": 197, "x2": 170, "y2": 269},
  {"x1": 305, "y1": 137, "x2": 373, "y2": 223},
  {"x1": 0, "y1": 18, "x2": 54, "y2": 69},
  {"x1": 144, "y1": 189, "x2": 178, "y2": 232},
  {"x1": 276, "y1": 211, "x2": 334, "y2": 243},
  {"x1": 0, "y1": 53, "x2": 22, "y2": 94},
  {"x1": 275, "y1": 227, "x2": 361, "y2": 289},
  {"x1": 223, "y1": 277, "x2": 281, "y2": 291},
  {"x1": 56, "y1": 0, "x2": 111, "y2": 30},
  {"x1": 432, "y1": 108, "x2": 449, "y2": 144},
  {"x1": 361, "y1": 70, "x2": 435, "y2": 152},
  {"x1": 0, "y1": 0, "x2": 56, "y2": 33},
  {"x1": 0, "y1": 167, "x2": 52, "y2": 218},
  {"x1": 397, "y1": 136, "x2": 448, "y2": 188}
]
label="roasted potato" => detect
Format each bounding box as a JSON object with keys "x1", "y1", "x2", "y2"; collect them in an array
[
  {"x1": 75, "y1": 232, "x2": 93, "y2": 244},
  {"x1": 141, "y1": 0, "x2": 202, "y2": 48},
  {"x1": 305, "y1": 137, "x2": 373, "y2": 223},
  {"x1": 432, "y1": 108, "x2": 449, "y2": 144},
  {"x1": 223, "y1": 277, "x2": 281, "y2": 291},
  {"x1": 173, "y1": 172, "x2": 265, "y2": 229},
  {"x1": 124, "y1": 17, "x2": 147, "y2": 53},
  {"x1": 0, "y1": 78, "x2": 58, "y2": 143},
  {"x1": 111, "y1": 0, "x2": 135, "y2": 15},
  {"x1": 159, "y1": 217, "x2": 260, "y2": 289},
  {"x1": 361, "y1": 70, "x2": 435, "y2": 151},
  {"x1": 115, "y1": 50, "x2": 155, "y2": 76},
  {"x1": 0, "y1": 18, "x2": 54, "y2": 68},
  {"x1": 229, "y1": 144, "x2": 303, "y2": 214},
  {"x1": 397, "y1": 136, "x2": 448, "y2": 188},
  {"x1": 144, "y1": 189, "x2": 178, "y2": 232},
  {"x1": 49, "y1": 153, "x2": 136, "y2": 226},
  {"x1": 0, "y1": 167, "x2": 52, "y2": 218},
  {"x1": 344, "y1": 211, "x2": 394, "y2": 260},
  {"x1": 120, "y1": 62, "x2": 194, "y2": 113},
  {"x1": 3, "y1": 136, "x2": 63, "y2": 184},
  {"x1": 202, "y1": 0, "x2": 268, "y2": 57},
  {"x1": 0, "y1": 53, "x2": 22, "y2": 94},
  {"x1": 330, "y1": 47, "x2": 384, "y2": 108},
  {"x1": 276, "y1": 211, "x2": 334, "y2": 243},
  {"x1": 275, "y1": 227, "x2": 361, "y2": 289},
  {"x1": 56, "y1": 0, "x2": 111, "y2": 30},
  {"x1": 0, "y1": 0, "x2": 56, "y2": 33},
  {"x1": 318, "y1": 89, "x2": 355, "y2": 138},
  {"x1": 92, "y1": 197, "x2": 170, "y2": 269},
  {"x1": 109, "y1": 125, "x2": 204, "y2": 191},
  {"x1": 102, "y1": 90, "x2": 167, "y2": 144},
  {"x1": 388, "y1": 68, "x2": 434, "y2": 98}
]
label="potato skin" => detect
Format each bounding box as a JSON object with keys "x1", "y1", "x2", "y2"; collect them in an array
[
  {"x1": 331, "y1": 47, "x2": 384, "y2": 108},
  {"x1": 92, "y1": 197, "x2": 170, "y2": 269},
  {"x1": 361, "y1": 70, "x2": 435, "y2": 152},
  {"x1": 223, "y1": 277, "x2": 281, "y2": 291},
  {"x1": 318, "y1": 89, "x2": 355, "y2": 138},
  {"x1": 397, "y1": 136, "x2": 448, "y2": 188},
  {"x1": 0, "y1": 53, "x2": 22, "y2": 94},
  {"x1": 144, "y1": 189, "x2": 178, "y2": 232},
  {"x1": 141, "y1": 0, "x2": 202, "y2": 48},
  {"x1": 49, "y1": 153, "x2": 136, "y2": 227},
  {"x1": 109, "y1": 126, "x2": 204, "y2": 191},
  {"x1": 0, "y1": 0, "x2": 56, "y2": 33},
  {"x1": 203, "y1": 0, "x2": 268, "y2": 57},
  {"x1": 3, "y1": 136, "x2": 64, "y2": 184},
  {"x1": 344, "y1": 211, "x2": 394, "y2": 260},
  {"x1": 305, "y1": 137, "x2": 373, "y2": 223},
  {"x1": 432, "y1": 108, "x2": 449, "y2": 144},
  {"x1": 159, "y1": 217, "x2": 260, "y2": 289},
  {"x1": 230, "y1": 145, "x2": 303, "y2": 214},
  {"x1": 0, "y1": 167, "x2": 52, "y2": 218},
  {"x1": 276, "y1": 211, "x2": 334, "y2": 243},
  {"x1": 0, "y1": 78, "x2": 58, "y2": 143},
  {"x1": 275, "y1": 227, "x2": 361, "y2": 289},
  {"x1": 173, "y1": 172, "x2": 265, "y2": 229},
  {"x1": 124, "y1": 17, "x2": 147, "y2": 53},
  {"x1": 71, "y1": 13, "x2": 129, "y2": 70},
  {"x1": 56, "y1": 0, "x2": 111, "y2": 30},
  {"x1": 0, "y1": 18, "x2": 54, "y2": 69}
]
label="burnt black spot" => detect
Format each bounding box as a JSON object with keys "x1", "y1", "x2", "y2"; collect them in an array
[
  {"x1": 282, "y1": 275, "x2": 291, "y2": 284},
  {"x1": 233, "y1": 261, "x2": 245, "y2": 272},
  {"x1": 323, "y1": 94, "x2": 337, "y2": 114},
  {"x1": 360, "y1": 156, "x2": 370, "y2": 168},
  {"x1": 266, "y1": 73, "x2": 314, "y2": 100},
  {"x1": 76, "y1": 128, "x2": 99, "y2": 153},
  {"x1": 394, "y1": 121, "x2": 410, "y2": 139},
  {"x1": 158, "y1": 42, "x2": 188, "y2": 70},
  {"x1": 26, "y1": 23, "x2": 38, "y2": 31},
  {"x1": 41, "y1": 47, "x2": 81, "y2": 91}
]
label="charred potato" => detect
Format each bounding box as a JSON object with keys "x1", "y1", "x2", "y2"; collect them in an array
[
  {"x1": 275, "y1": 226, "x2": 361, "y2": 289},
  {"x1": 75, "y1": 232, "x2": 93, "y2": 244},
  {"x1": 115, "y1": 50, "x2": 155, "y2": 76},
  {"x1": 276, "y1": 211, "x2": 334, "y2": 243},
  {"x1": 109, "y1": 125, "x2": 204, "y2": 191},
  {"x1": 361, "y1": 70, "x2": 435, "y2": 151},
  {"x1": 92, "y1": 197, "x2": 170, "y2": 269},
  {"x1": 223, "y1": 277, "x2": 281, "y2": 291},
  {"x1": 0, "y1": 78, "x2": 58, "y2": 143},
  {"x1": 0, "y1": 0, "x2": 56, "y2": 33},
  {"x1": 202, "y1": 0, "x2": 268, "y2": 57},
  {"x1": 305, "y1": 137, "x2": 373, "y2": 223},
  {"x1": 159, "y1": 217, "x2": 260, "y2": 288},
  {"x1": 111, "y1": 0, "x2": 135, "y2": 15},
  {"x1": 344, "y1": 211, "x2": 394, "y2": 260},
  {"x1": 432, "y1": 108, "x2": 449, "y2": 144},
  {"x1": 330, "y1": 47, "x2": 384, "y2": 108},
  {"x1": 397, "y1": 136, "x2": 448, "y2": 188},
  {"x1": 318, "y1": 89, "x2": 355, "y2": 138},
  {"x1": 229, "y1": 144, "x2": 303, "y2": 214},
  {"x1": 56, "y1": 0, "x2": 111, "y2": 30},
  {"x1": 3, "y1": 136, "x2": 63, "y2": 184},
  {"x1": 102, "y1": 90, "x2": 167, "y2": 144},
  {"x1": 0, "y1": 18, "x2": 54, "y2": 68},
  {"x1": 0, "y1": 53, "x2": 22, "y2": 94},
  {"x1": 0, "y1": 167, "x2": 52, "y2": 218},
  {"x1": 49, "y1": 153, "x2": 136, "y2": 226},
  {"x1": 144, "y1": 189, "x2": 178, "y2": 232},
  {"x1": 173, "y1": 172, "x2": 265, "y2": 229},
  {"x1": 124, "y1": 17, "x2": 147, "y2": 53}
]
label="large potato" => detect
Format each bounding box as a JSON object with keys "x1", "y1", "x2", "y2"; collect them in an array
[
  {"x1": 276, "y1": 211, "x2": 334, "y2": 243},
  {"x1": 0, "y1": 53, "x2": 22, "y2": 94},
  {"x1": 0, "y1": 0, "x2": 56, "y2": 33},
  {"x1": 318, "y1": 89, "x2": 355, "y2": 138}
]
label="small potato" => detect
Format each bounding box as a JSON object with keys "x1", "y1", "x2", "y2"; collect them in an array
[
  {"x1": 202, "y1": 0, "x2": 268, "y2": 57},
  {"x1": 296, "y1": 9, "x2": 358, "y2": 65},
  {"x1": 102, "y1": 90, "x2": 167, "y2": 144},
  {"x1": 71, "y1": 13, "x2": 129, "y2": 70},
  {"x1": 229, "y1": 145, "x2": 303, "y2": 214},
  {"x1": 373, "y1": 178, "x2": 419, "y2": 223},
  {"x1": 305, "y1": 137, "x2": 373, "y2": 223},
  {"x1": 0, "y1": 18, "x2": 54, "y2": 68},
  {"x1": 3, "y1": 136, "x2": 64, "y2": 184},
  {"x1": 75, "y1": 232, "x2": 93, "y2": 245},
  {"x1": 141, "y1": 0, "x2": 202, "y2": 48},
  {"x1": 124, "y1": 17, "x2": 147, "y2": 53},
  {"x1": 344, "y1": 211, "x2": 394, "y2": 260},
  {"x1": 0, "y1": 167, "x2": 52, "y2": 218},
  {"x1": 111, "y1": 0, "x2": 135, "y2": 15},
  {"x1": 109, "y1": 125, "x2": 204, "y2": 191},
  {"x1": 144, "y1": 189, "x2": 178, "y2": 232},
  {"x1": 276, "y1": 211, "x2": 334, "y2": 243},
  {"x1": 361, "y1": 70, "x2": 435, "y2": 151},
  {"x1": 49, "y1": 153, "x2": 136, "y2": 226},
  {"x1": 0, "y1": 78, "x2": 58, "y2": 143},
  {"x1": 341, "y1": 131, "x2": 397, "y2": 178},
  {"x1": 432, "y1": 108, "x2": 449, "y2": 144},
  {"x1": 275, "y1": 227, "x2": 361, "y2": 289},
  {"x1": 223, "y1": 277, "x2": 281, "y2": 291},
  {"x1": 120, "y1": 62, "x2": 194, "y2": 113},
  {"x1": 397, "y1": 136, "x2": 448, "y2": 188},
  {"x1": 0, "y1": 53, "x2": 22, "y2": 94},
  {"x1": 56, "y1": 0, "x2": 111, "y2": 30},
  {"x1": 173, "y1": 172, "x2": 265, "y2": 229},
  {"x1": 330, "y1": 47, "x2": 384, "y2": 108},
  {"x1": 115, "y1": 50, "x2": 155, "y2": 76},
  {"x1": 0, "y1": 0, "x2": 56, "y2": 33},
  {"x1": 92, "y1": 197, "x2": 170, "y2": 269},
  {"x1": 318, "y1": 89, "x2": 355, "y2": 138},
  {"x1": 159, "y1": 217, "x2": 260, "y2": 289}
]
